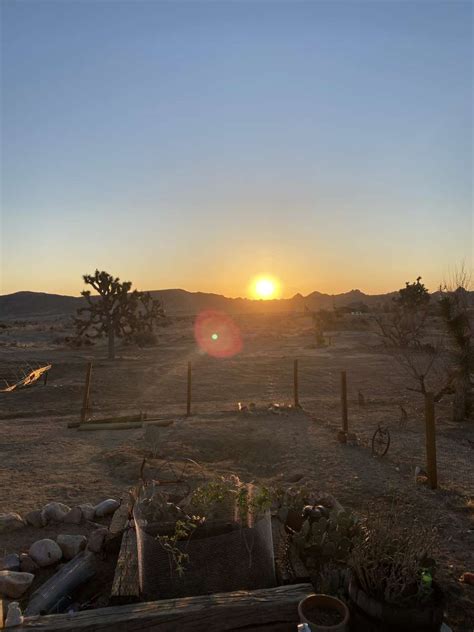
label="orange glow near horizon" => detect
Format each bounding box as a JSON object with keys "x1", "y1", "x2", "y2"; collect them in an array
[{"x1": 251, "y1": 276, "x2": 280, "y2": 300}]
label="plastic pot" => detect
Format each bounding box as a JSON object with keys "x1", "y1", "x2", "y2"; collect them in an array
[{"x1": 298, "y1": 594, "x2": 350, "y2": 632}]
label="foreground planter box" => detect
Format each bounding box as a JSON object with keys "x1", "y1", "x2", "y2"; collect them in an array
[{"x1": 135, "y1": 513, "x2": 276, "y2": 600}]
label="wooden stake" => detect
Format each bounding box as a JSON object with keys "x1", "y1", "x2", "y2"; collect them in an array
[
  {"x1": 424, "y1": 392, "x2": 438, "y2": 489},
  {"x1": 186, "y1": 361, "x2": 192, "y2": 417},
  {"x1": 293, "y1": 359, "x2": 299, "y2": 408},
  {"x1": 81, "y1": 362, "x2": 93, "y2": 423},
  {"x1": 341, "y1": 370, "x2": 348, "y2": 433}
]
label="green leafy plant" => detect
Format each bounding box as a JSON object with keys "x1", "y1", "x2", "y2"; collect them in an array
[{"x1": 157, "y1": 516, "x2": 205, "y2": 577}]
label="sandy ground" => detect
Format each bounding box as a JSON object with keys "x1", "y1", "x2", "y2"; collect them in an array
[{"x1": 0, "y1": 313, "x2": 473, "y2": 629}]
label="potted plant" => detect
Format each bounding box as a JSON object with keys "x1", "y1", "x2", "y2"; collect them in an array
[
  {"x1": 348, "y1": 504, "x2": 444, "y2": 631},
  {"x1": 298, "y1": 593, "x2": 350, "y2": 631}
]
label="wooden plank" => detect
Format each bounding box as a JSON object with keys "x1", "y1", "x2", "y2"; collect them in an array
[
  {"x1": 110, "y1": 526, "x2": 140, "y2": 605},
  {"x1": 18, "y1": 583, "x2": 313, "y2": 631},
  {"x1": 0, "y1": 598, "x2": 4, "y2": 629},
  {"x1": 108, "y1": 498, "x2": 132, "y2": 539},
  {"x1": 85, "y1": 413, "x2": 144, "y2": 425},
  {"x1": 77, "y1": 423, "x2": 143, "y2": 431}
]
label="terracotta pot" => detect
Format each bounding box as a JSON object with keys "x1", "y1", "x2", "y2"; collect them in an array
[
  {"x1": 298, "y1": 594, "x2": 350, "y2": 632},
  {"x1": 348, "y1": 575, "x2": 444, "y2": 631}
]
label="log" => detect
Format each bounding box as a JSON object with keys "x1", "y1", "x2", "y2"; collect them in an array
[
  {"x1": 77, "y1": 423, "x2": 143, "y2": 431},
  {"x1": 25, "y1": 552, "x2": 97, "y2": 616},
  {"x1": 18, "y1": 583, "x2": 313, "y2": 631}
]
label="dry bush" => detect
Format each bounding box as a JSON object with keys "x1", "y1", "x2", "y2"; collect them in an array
[{"x1": 349, "y1": 502, "x2": 437, "y2": 606}]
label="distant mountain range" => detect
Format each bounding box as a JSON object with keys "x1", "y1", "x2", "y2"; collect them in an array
[{"x1": 0, "y1": 288, "x2": 401, "y2": 319}]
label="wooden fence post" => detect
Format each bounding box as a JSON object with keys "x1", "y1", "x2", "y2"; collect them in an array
[
  {"x1": 424, "y1": 392, "x2": 438, "y2": 489},
  {"x1": 186, "y1": 361, "x2": 192, "y2": 417},
  {"x1": 293, "y1": 359, "x2": 299, "y2": 408},
  {"x1": 80, "y1": 362, "x2": 93, "y2": 423},
  {"x1": 341, "y1": 370, "x2": 348, "y2": 433}
]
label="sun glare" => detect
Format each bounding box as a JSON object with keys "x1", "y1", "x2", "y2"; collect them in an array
[{"x1": 253, "y1": 276, "x2": 279, "y2": 300}]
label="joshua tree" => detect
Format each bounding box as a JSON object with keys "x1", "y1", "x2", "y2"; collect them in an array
[
  {"x1": 74, "y1": 270, "x2": 165, "y2": 359},
  {"x1": 138, "y1": 291, "x2": 166, "y2": 333}
]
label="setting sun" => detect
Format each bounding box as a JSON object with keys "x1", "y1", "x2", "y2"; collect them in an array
[{"x1": 253, "y1": 276, "x2": 279, "y2": 300}]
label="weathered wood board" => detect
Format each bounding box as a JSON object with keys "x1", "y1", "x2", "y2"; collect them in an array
[
  {"x1": 110, "y1": 527, "x2": 140, "y2": 604},
  {"x1": 17, "y1": 583, "x2": 313, "y2": 631},
  {"x1": 77, "y1": 422, "x2": 143, "y2": 431}
]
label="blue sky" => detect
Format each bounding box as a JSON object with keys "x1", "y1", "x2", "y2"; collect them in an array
[{"x1": 1, "y1": 0, "x2": 472, "y2": 297}]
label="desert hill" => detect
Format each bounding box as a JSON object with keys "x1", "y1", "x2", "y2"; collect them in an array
[{"x1": 0, "y1": 287, "x2": 400, "y2": 319}]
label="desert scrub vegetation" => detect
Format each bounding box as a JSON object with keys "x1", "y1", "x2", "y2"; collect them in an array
[{"x1": 349, "y1": 502, "x2": 437, "y2": 607}]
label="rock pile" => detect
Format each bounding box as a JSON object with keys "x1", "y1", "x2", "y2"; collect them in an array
[{"x1": 0, "y1": 498, "x2": 120, "y2": 601}]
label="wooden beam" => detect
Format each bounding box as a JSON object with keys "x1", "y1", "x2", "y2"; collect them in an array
[
  {"x1": 77, "y1": 423, "x2": 143, "y2": 431},
  {"x1": 84, "y1": 414, "x2": 144, "y2": 425},
  {"x1": 108, "y1": 498, "x2": 132, "y2": 540},
  {"x1": 110, "y1": 526, "x2": 140, "y2": 605},
  {"x1": 18, "y1": 583, "x2": 313, "y2": 631}
]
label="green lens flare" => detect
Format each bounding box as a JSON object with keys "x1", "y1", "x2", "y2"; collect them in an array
[{"x1": 211, "y1": 333, "x2": 219, "y2": 341}]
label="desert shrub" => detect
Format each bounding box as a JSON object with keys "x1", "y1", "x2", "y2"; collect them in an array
[{"x1": 349, "y1": 503, "x2": 437, "y2": 606}]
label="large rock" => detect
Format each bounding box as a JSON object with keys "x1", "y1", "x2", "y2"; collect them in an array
[
  {"x1": 62, "y1": 506, "x2": 83, "y2": 525},
  {"x1": 57, "y1": 534, "x2": 87, "y2": 560},
  {"x1": 19, "y1": 554, "x2": 39, "y2": 574},
  {"x1": 25, "y1": 509, "x2": 47, "y2": 528},
  {"x1": 0, "y1": 571, "x2": 34, "y2": 598},
  {"x1": 0, "y1": 513, "x2": 26, "y2": 533},
  {"x1": 94, "y1": 499, "x2": 120, "y2": 518},
  {"x1": 41, "y1": 502, "x2": 71, "y2": 524},
  {"x1": 0, "y1": 553, "x2": 20, "y2": 572},
  {"x1": 79, "y1": 503, "x2": 96, "y2": 521},
  {"x1": 87, "y1": 527, "x2": 108, "y2": 553},
  {"x1": 29, "y1": 539, "x2": 62, "y2": 567}
]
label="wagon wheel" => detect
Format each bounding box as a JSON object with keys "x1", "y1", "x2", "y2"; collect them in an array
[{"x1": 371, "y1": 425, "x2": 390, "y2": 457}]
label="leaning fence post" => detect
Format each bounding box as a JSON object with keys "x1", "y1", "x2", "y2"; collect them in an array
[
  {"x1": 294, "y1": 359, "x2": 299, "y2": 408},
  {"x1": 424, "y1": 392, "x2": 438, "y2": 489},
  {"x1": 80, "y1": 362, "x2": 93, "y2": 423},
  {"x1": 186, "y1": 361, "x2": 192, "y2": 417},
  {"x1": 341, "y1": 370, "x2": 348, "y2": 433}
]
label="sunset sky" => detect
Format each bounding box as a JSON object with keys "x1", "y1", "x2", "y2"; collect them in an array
[{"x1": 1, "y1": 1, "x2": 472, "y2": 298}]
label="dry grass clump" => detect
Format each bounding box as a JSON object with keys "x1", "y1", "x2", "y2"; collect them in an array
[{"x1": 350, "y1": 502, "x2": 437, "y2": 606}]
